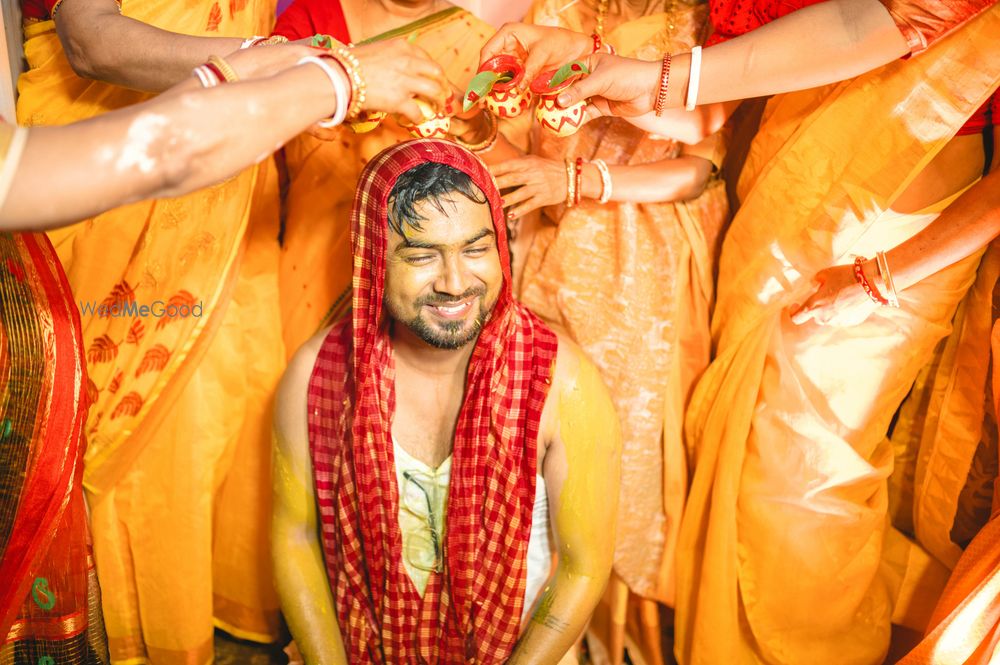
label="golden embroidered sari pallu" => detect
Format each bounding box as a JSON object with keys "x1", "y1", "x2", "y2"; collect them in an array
[
  {"x1": 675, "y1": 5, "x2": 1000, "y2": 664},
  {"x1": 17, "y1": 0, "x2": 285, "y2": 661}
]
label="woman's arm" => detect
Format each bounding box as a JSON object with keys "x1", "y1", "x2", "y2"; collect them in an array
[
  {"x1": 0, "y1": 41, "x2": 450, "y2": 231},
  {"x1": 792, "y1": 127, "x2": 1000, "y2": 325},
  {"x1": 491, "y1": 153, "x2": 714, "y2": 218},
  {"x1": 482, "y1": 0, "x2": 913, "y2": 116},
  {"x1": 560, "y1": 0, "x2": 910, "y2": 114},
  {"x1": 55, "y1": 0, "x2": 247, "y2": 92}
]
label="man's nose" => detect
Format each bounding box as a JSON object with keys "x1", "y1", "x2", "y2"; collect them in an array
[{"x1": 434, "y1": 254, "x2": 468, "y2": 296}]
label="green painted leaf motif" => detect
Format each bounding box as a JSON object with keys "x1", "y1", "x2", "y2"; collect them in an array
[
  {"x1": 463, "y1": 71, "x2": 502, "y2": 112},
  {"x1": 549, "y1": 60, "x2": 590, "y2": 88},
  {"x1": 310, "y1": 33, "x2": 335, "y2": 49}
]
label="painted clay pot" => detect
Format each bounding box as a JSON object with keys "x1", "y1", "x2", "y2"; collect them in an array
[
  {"x1": 398, "y1": 99, "x2": 451, "y2": 139},
  {"x1": 530, "y1": 66, "x2": 586, "y2": 137},
  {"x1": 348, "y1": 110, "x2": 386, "y2": 134},
  {"x1": 477, "y1": 55, "x2": 533, "y2": 119}
]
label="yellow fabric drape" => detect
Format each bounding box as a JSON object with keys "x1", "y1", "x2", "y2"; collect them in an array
[
  {"x1": 519, "y1": 2, "x2": 723, "y2": 663},
  {"x1": 17, "y1": 1, "x2": 283, "y2": 661},
  {"x1": 895, "y1": 250, "x2": 1000, "y2": 664},
  {"x1": 675, "y1": 7, "x2": 1000, "y2": 665},
  {"x1": 891, "y1": 243, "x2": 1000, "y2": 570},
  {"x1": 277, "y1": 8, "x2": 520, "y2": 356}
]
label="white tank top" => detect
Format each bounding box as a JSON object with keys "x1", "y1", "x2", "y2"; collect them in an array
[{"x1": 393, "y1": 440, "x2": 553, "y2": 620}]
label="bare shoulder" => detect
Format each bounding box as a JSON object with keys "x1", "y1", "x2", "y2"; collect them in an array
[
  {"x1": 549, "y1": 331, "x2": 606, "y2": 401},
  {"x1": 540, "y1": 331, "x2": 618, "y2": 446},
  {"x1": 274, "y1": 325, "x2": 333, "y2": 445}
]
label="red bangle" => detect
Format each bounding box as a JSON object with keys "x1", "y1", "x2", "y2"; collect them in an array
[
  {"x1": 654, "y1": 53, "x2": 671, "y2": 117},
  {"x1": 574, "y1": 157, "x2": 584, "y2": 205},
  {"x1": 591, "y1": 32, "x2": 602, "y2": 54},
  {"x1": 853, "y1": 256, "x2": 889, "y2": 306},
  {"x1": 202, "y1": 61, "x2": 226, "y2": 84}
]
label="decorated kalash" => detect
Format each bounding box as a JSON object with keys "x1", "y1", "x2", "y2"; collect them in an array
[
  {"x1": 314, "y1": 29, "x2": 592, "y2": 141},
  {"x1": 463, "y1": 55, "x2": 590, "y2": 138}
]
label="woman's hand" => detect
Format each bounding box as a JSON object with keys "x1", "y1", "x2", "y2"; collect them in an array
[
  {"x1": 480, "y1": 23, "x2": 594, "y2": 87},
  {"x1": 491, "y1": 156, "x2": 568, "y2": 219},
  {"x1": 789, "y1": 262, "x2": 880, "y2": 326},
  {"x1": 352, "y1": 39, "x2": 451, "y2": 123},
  {"x1": 559, "y1": 52, "x2": 660, "y2": 118}
]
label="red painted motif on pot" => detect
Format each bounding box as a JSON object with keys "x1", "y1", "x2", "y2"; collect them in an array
[
  {"x1": 486, "y1": 86, "x2": 533, "y2": 119},
  {"x1": 535, "y1": 96, "x2": 585, "y2": 137}
]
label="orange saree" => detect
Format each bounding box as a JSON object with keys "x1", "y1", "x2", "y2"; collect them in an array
[
  {"x1": 897, "y1": 241, "x2": 1000, "y2": 665},
  {"x1": 675, "y1": 7, "x2": 1000, "y2": 664}
]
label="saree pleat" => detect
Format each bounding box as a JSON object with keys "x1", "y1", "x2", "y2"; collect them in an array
[
  {"x1": 16, "y1": 1, "x2": 284, "y2": 659},
  {"x1": 895, "y1": 262, "x2": 1000, "y2": 664},
  {"x1": 891, "y1": 245, "x2": 1000, "y2": 571},
  {"x1": 675, "y1": 7, "x2": 1000, "y2": 664}
]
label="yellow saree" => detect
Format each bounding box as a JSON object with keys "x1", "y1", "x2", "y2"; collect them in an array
[
  {"x1": 276, "y1": 6, "x2": 514, "y2": 356},
  {"x1": 890, "y1": 242, "x2": 1000, "y2": 574},
  {"x1": 895, "y1": 252, "x2": 1000, "y2": 664},
  {"x1": 675, "y1": 7, "x2": 1000, "y2": 665},
  {"x1": 17, "y1": 1, "x2": 283, "y2": 662},
  {"x1": 519, "y1": 2, "x2": 724, "y2": 663}
]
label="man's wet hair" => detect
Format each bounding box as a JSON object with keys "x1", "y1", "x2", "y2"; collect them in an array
[{"x1": 387, "y1": 162, "x2": 488, "y2": 235}]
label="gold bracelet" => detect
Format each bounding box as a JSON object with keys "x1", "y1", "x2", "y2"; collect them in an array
[
  {"x1": 207, "y1": 55, "x2": 240, "y2": 83},
  {"x1": 330, "y1": 47, "x2": 366, "y2": 120},
  {"x1": 455, "y1": 111, "x2": 499, "y2": 153},
  {"x1": 255, "y1": 35, "x2": 289, "y2": 46},
  {"x1": 564, "y1": 158, "x2": 577, "y2": 208}
]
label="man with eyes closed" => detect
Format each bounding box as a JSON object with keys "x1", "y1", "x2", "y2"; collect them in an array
[{"x1": 271, "y1": 139, "x2": 621, "y2": 664}]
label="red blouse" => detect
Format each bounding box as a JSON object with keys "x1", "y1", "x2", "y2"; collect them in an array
[
  {"x1": 706, "y1": 0, "x2": 825, "y2": 46},
  {"x1": 23, "y1": 0, "x2": 121, "y2": 20},
  {"x1": 271, "y1": 0, "x2": 350, "y2": 41},
  {"x1": 957, "y1": 88, "x2": 1000, "y2": 136},
  {"x1": 22, "y1": 0, "x2": 58, "y2": 21}
]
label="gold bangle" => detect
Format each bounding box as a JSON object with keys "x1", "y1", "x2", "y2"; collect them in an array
[
  {"x1": 564, "y1": 158, "x2": 576, "y2": 208},
  {"x1": 255, "y1": 35, "x2": 289, "y2": 46},
  {"x1": 207, "y1": 55, "x2": 239, "y2": 83},
  {"x1": 455, "y1": 111, "x2": 498, "y2": 153},
  {"x1": 330, "y1": 47, "x2": 366, "y2": 120}
]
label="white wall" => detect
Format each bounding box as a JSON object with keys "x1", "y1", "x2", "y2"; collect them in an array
[{"x1": 0, "y1": 0, "x2": 23, "y2": 122}]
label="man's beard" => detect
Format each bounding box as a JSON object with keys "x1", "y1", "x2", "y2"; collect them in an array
[{"x1": 396, "y1": 287, "x2": 493, "y2": 350}]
